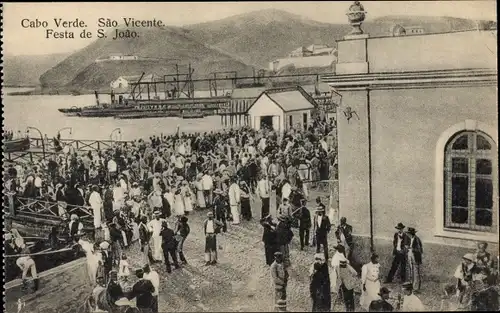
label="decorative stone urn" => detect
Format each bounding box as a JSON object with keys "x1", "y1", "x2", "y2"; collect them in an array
[{"x1": 346, "y1": 1, "x2": 367, "y2": 35}]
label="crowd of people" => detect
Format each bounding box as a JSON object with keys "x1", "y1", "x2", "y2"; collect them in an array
[{"x1": 4, "y1": 116, "x2": 499, "y2": 312}]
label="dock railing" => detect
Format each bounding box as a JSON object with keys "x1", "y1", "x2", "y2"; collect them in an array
[
  {"x1": 29, "y1": 137, "x2": 132, "y2": 152},
  {"x1": 6, "y1": 195, "x2": 94, "y2": 224}
]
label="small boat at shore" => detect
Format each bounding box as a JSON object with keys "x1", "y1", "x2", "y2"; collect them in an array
[{"x1": 4, "y1": 137, "x2": 31, "y2": 153}]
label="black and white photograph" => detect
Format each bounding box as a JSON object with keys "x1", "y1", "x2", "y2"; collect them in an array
[{"x1": 2, "y1": 1, "x2": 498, "y2": 312}]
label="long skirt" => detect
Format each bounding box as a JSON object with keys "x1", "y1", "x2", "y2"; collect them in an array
[
  {"x1": 150, "y1": 236, "x2": 163, "y2": 261},
  {"x1": 241, "y1": 198, "x2": 252, "y2": 220},
  {"x1": 197, "y1": 190, "x2": 206, "y2": 209},
  {"x1": 204, "y1": 234, "x2": 217, "y2": 262},
  {"x1": 230, "y1": 205, "x2": 240, "y2": 224},
  {"x1": 184, "y1": 196, "x2": 193, "y2": 212},
  {"x1": 360, "y1": 279, "x2": 381, "y2": 311},
  {"x1": 111, "y1": 241, "x2": 122, "y2": 265}
]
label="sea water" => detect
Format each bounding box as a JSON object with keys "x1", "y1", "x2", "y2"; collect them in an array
[{"x1": 3, "y1": 88, "x2": 225, "y2": 141}]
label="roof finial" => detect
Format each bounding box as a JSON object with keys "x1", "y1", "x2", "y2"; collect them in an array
[{"x1": 346, "y1": 1, "x2": 367, "y2": 35}]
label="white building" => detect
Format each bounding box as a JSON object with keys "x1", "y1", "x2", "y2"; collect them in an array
[
  {"x1": 109, "y1": 54, "x2": 139, "y2": 61},
  {"x1": 247, "y1": 86, "x2": 316, "y2": 132},
  {"x1": 110, "y1": 74, "x2": 155, "y2": 91}
]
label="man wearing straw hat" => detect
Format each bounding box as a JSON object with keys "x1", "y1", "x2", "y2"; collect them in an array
[{"x1": 203, "y1": 211, "x2": 224, "y2": 266}]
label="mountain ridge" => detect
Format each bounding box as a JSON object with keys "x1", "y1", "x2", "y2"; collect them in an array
[{"x1": 9, "y1": 9, "x2": 487, "y2": 90}]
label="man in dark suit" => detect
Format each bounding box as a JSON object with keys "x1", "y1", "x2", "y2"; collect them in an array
[
  {"x1": 275, "y1": 215, "x2": 293, "y2": 268},
  {"x1": 127, "y1": 268, "x2": 156, "y2": 312},
  {"x1": 385, "y1": 222, "x2": 410, "y2": 283},
  {"x1": 139, "y1": 216, "x2": 155, "y2": 265},
  {"x1": 160, "y1": 221, "x2": 180, "y2": 273},
  {"x1": 335, "y1": 217, "x2": 354, "y2": 259},
  {"x1": 294, "y1": 199, "x2": 311, "y2": 250},
  {"x1": 99, "y1": 241, "x2": 113, "y2": 284},
  {"x1": 260, "y1": 215, "x2": 278, "y2": 266},
  {"x1": 314, "y1": 206, "x2": 331, "y2": 261},
  {"x1": 406, "y1": 227, "x2": 423, "y2": 292}
]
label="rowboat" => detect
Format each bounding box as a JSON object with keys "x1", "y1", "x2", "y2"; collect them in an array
[{"x1": 4, "y1": 137, "x2": 31, "y2": 153}]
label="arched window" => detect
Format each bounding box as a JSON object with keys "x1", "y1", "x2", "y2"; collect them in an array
[{"x1": 444, "y1": 130, "x2": 496, "y2": 232}]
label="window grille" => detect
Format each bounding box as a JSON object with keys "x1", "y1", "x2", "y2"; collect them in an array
[{"x1": 444, "y1": 131, "x2": 497, "y2": 232}]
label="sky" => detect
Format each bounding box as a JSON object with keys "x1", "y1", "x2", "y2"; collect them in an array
[{"x1": 3, "y1": 1, "x2": 497, "y2": 56}]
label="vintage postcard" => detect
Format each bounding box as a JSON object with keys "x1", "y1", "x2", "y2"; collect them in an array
[{"x1": 2, "y1": 1, "x2": 498, "y2": 312}]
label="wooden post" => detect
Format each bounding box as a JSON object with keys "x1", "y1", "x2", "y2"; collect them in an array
[{"x1": 7, "y1": 194, "x2": 15, "y2": 216}]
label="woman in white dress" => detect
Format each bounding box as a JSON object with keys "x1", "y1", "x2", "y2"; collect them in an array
[
  {"x1": 360, "y1": 253, "x2": 382, "y2": 311},
  {"x1": 77, "y1": 235, "x2": 100, "y2": 286},
  {"x1": 173, "y1": 187, "x2": 185, "y2": 216},
  {"x1": 182, "y1": 181, "x2": 194, "y2": 214},
  {"x1": 195, "y1": 174, "x2": 206, "y2": 209}
]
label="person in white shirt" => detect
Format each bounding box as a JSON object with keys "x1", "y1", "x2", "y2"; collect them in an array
[
  {"x1": 147, "y1": 211, "x2": 165, "y2": 262},
  {"x1": 118, "y1": 254, "x2": 130, "y2": 281},
  {"x1": 107, "y1": 158, "x2": 117, "y2": 181},
  {"x1": 143, "y1": 264, "x2": 160, "y2": 312},
  {"x1": 129, "y1": 182, "x2": 141, "y2": 198},
  {"x1": 88, "y1": 185, "x2": 103, "y2": 230},
  {"x1": 401, "y1": 282, "x2": 425, "y2": 311},
  {"x1": 203, "y1": 212, "x2": 223, "y2": 266},
  {"x1": 360, "y1": 253, "x2": 381, "y2": 311},
  {"x1": 69, "y1": 214, "x2": 84, "y2": 241},
  {"x1": 118, "y1": 174, "x2": 128, "y2": 194},
  {"x1": 77, "y1": 234, "x2": 100, "y2": 286},
  {"x1": 163, "y1": 188, "x2": 175, "y2": 211},
  {"x1": 281, "y1": 180, "x2": 292, "y2": 202},
  {"x1": 112, "y1": 182, "x2": 125, "y2": 211},
  {"x1": 16, "y1": 244, "x2": 39, "y2": 291},
  {"x1": 201, "y1": 171, "x2": 214, "y2": 207},
  {"x1": 228, "y1": 179, "x2": 241, "y2": 225},
  {"x1": 256, "y1": 175, "x2": 271, "y2": 219}
]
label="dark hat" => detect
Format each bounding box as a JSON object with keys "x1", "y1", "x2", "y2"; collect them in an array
[
  {"x1": 395, "y1": 222, "x2": 405, "y2": 230},
  {"x1": 316, "y1": 196, "x2": 321, "y2": 202},
  {"x1": 339, "y1": 259, "x2": 348, "y2": 265},
  {"x1": 300, "y1": 199, "x2": 307, "y2": 205},
  {"x1": 334, "y1": 244, "x2": 345, "y2": 251},
  {"x1": 340, "y1": 217, "x2": 347, "y2": 222},
  {"x1": 282, "y1": 198, "x2": 289, "y2": 202},
  {"x1": 378, "y1": 287, "x2": 391, "y2": 296},
  {"x1": 406, "y1": 227, "x2": 417, "y2": 235},
  {"x1": 402, "y1": 282, "x2": 413, "y2": 290}
]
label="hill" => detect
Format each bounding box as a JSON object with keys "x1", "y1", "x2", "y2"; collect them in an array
[
  {"x1": 38, "y1": 9, "x2": 483, "y2": 90},
  {"x1": 3, "y1": 53, "x2": 70, "y2": 86},
  {"x1": 184, "y1": 10, "x2": 479, "y2": 68},
  {"x1": 39, "y1": 26, "x2": 254, "y2": 91}
]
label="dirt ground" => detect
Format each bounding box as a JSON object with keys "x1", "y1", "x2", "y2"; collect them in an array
[{"x1": 5, "y1": 190, "x2": 457, "y2": 313}]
